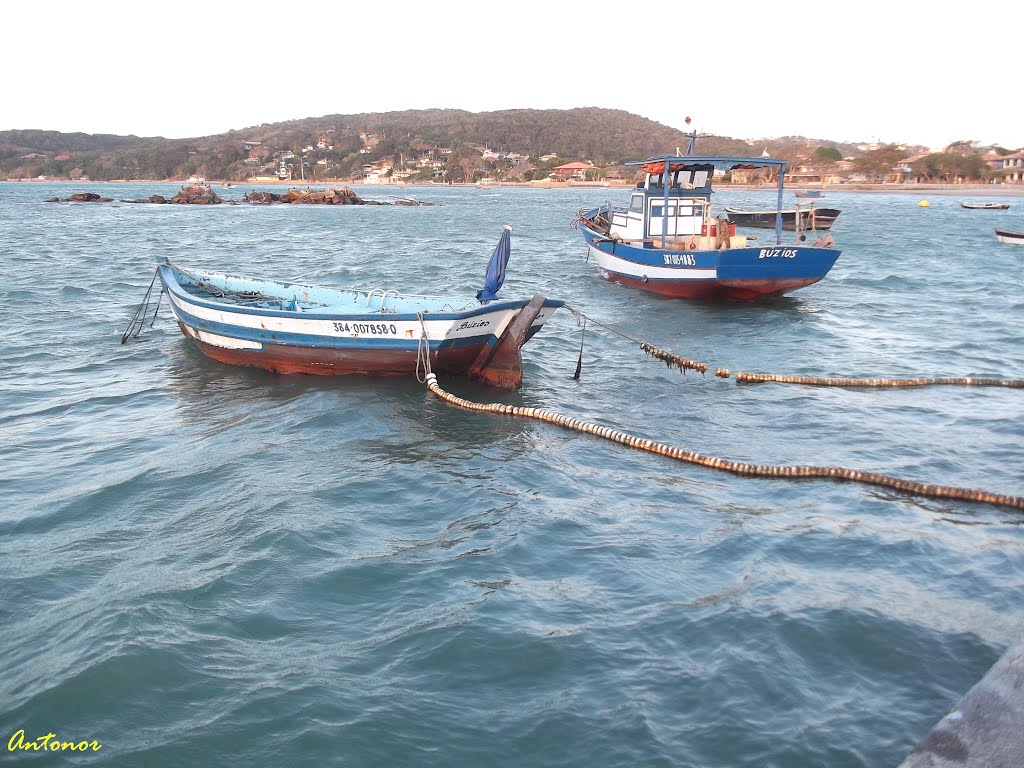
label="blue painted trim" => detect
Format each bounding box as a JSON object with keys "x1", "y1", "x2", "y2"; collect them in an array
[
  {"x1": 581, "y1": 219, "x2": 840, "y2": 280},
  {"x1": 167, "y1": 303, "x2": 501, "y2": 352},
  {"x1": 157, "y1": 265, "x2": 562, "y2": 322}
]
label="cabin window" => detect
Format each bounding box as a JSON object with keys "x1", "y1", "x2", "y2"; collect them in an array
[
  {"x1": 651, "y1": 204, "x2": 676, "y2": 217},
  {"x1": 692, "y1": 170, "x2": 709, "y2": 187},
  {"x1": 629, "y1": 194, "x2": 644, "y2": 213}
]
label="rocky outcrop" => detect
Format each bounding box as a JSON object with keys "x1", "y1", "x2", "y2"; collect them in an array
[
  {"x1": 45, "y1": 192, "x2": 113, "y2": 203},
  {"x1": 46, "y1": 186, "x2": 432, "y2": 207},
  {"x1": 123, "y1": 195, "x2": 170, "y2": 204},
  {"x1": 240, "y1": 187, "x2": 433, "y2": 205},
  {"x1": 169, "y1": 185, "x2": 222, "y2": 204},
  {"x1": 242, "y1": 186, "x2": 374, "y2": 205}
]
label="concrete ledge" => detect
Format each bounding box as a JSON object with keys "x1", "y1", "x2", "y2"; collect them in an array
[{"x1": 899, "y1": 637, "x2": 1024, "y2": 767}]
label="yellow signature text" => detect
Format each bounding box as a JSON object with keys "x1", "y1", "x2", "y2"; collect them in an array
[{"x1": 8, "y1": 729, "x2": 102, "y2": 752}]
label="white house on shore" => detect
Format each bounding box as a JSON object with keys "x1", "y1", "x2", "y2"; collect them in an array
[{"x1": 993, "y1": 150, "x2": 1024, "y2": 183}]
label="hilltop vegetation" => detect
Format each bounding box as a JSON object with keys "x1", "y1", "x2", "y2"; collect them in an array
[
  {"x1": 0, "y1": 108, "x2": 848, "y2": 182},
  {"x1": 0, "y1": 108, "x2": 1012, "y2": 184}
]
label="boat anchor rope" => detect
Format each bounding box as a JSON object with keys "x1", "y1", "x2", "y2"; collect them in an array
[
  {"x1": 415, "y1": 311, "x2": 433, "y2": 383},
  {"x1": 423, "y1": 373, "x2": 1024, "y2": 512},
  {"x1": 565, "y1": 307, "x2": 1023, "y2": 388},
  {"x1": 715, "y1": 371, "x2": 1024, "y2": 388},
  {"x1": 566, "y1": 306, "x2": 708, "y2": 374},
  {"x1": 121, "y1": 268, "x2": 163, "y2": 343}
]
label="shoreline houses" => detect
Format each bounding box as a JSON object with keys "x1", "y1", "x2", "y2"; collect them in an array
[
  {"x1": 992, "y1": 149, "x2": 1024, "y2": 183},
  {"x1": 9, "y1": 128, "x2": 1023, "y2": 185},
  {"x1": 339, "y1": 139, "x2": 1024, "y2": 187}
]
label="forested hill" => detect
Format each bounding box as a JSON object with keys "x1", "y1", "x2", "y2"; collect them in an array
[
  {"x1": 0, "y1": 108, "x2": 852, "y2": 182},
  {"x1": 260, "y1": 108, "x2": 754, "y2": 162}
]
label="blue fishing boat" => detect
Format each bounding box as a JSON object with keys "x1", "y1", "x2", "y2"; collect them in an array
[
  {"x1": 573, "y1": 128, "x2": 841, "y2": 301},
  {"x1": 154, "y1": 227, "x2": 563, "y2": 389}
]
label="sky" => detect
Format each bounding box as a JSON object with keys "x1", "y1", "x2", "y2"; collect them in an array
[{"x1": 6, "y1": 0, "x2": 1023, "y2": 151}]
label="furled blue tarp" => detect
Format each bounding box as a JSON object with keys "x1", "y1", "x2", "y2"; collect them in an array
[
  {"x1": 628, "y1": 155, "x2": 789, "y2": 171},
  {"x1": 477, "y1": 226, "x2": 511, "y2": 302}
]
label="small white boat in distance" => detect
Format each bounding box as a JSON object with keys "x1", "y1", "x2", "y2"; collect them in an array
[
  {"x1": 995, "y1": 228, "x2": 1024, "y2": 245},
  {"x1": 961, "y1": 201, "x2": 1010, "y2": 210}
]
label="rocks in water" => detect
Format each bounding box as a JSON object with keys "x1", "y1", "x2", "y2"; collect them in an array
[
  {"x1": 241, "y1": 191, "x2": 277, "y2": 204},
  {"x1": 123, "y1": 195, "x2": 170, "y2": 204},
  {"x1": 45, "y1": 192, "x2": 113, "y2": 203},
  {"x1": 239, "y1": 187, "x2": 433, "y2": 206},
  {"x1": 170, "y1": 185, "x2": 222, "y2": 204},
  {"x1": 242, "y1": 186, "x2": 371, "y2": 205},
  {"x1": 45, "y1": 185, "x2": 434, "y2": 207}
]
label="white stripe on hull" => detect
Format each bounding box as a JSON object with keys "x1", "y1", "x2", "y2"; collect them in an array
[
  {"x1": 166, "y1": 292, "x2": 530, "y2": 343},
  {"x1": 588, "y1": 245, "x2": 718, "y2": 281},
  {"x1": 186, "y1": 326, "x2": 263, "y2": 350}
]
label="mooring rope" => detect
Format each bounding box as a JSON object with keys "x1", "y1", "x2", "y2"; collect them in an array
[
  {"x1": 716, "y1": 371, "x2": 1024, "y2": 388},
  {"x1": 415, "y1": 311, "x2": 433, "y2": 383},
  {"x1": 424, "y1": 373, "x2": 1024, "y2": 511},
  {"x1": 566, "y1": 306, "x2": 1022, "y2": 389},
  {"x1": 121, "y1": 268, "x2": 163, "y2": 343},
  {"x1": 567, "y1": 305, "x2": 709, "y2": 374}
]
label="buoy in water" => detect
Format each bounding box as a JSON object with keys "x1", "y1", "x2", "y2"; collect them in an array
[{"x1": 919, "y1": 200, "x2": 930, "y2": 208}]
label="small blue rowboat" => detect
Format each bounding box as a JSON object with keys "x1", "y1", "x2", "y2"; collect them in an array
[{"x1": 155, "y1": 228, "x2": 563, "y2": 388}]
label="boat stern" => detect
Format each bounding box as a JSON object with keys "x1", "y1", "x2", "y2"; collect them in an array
[
  {"x1": 466, "y1": 296, "x2": 559, "y2": 389},
  {"x1": 715, "y1": 244, "x2": 842, "y2": 298}
]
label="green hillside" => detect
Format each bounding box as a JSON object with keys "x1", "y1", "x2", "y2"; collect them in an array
[{"x1": 0, "y1": 108, "x2": 864, "y2": 182}]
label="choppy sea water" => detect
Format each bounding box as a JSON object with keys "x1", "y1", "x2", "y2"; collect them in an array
[{"x1": 1, "y1": 181, "x2": 1023, "y2": 767}]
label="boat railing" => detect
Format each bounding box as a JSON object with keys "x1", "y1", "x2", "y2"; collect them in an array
[{"x1": 365, "y1": 288, "x2": 401, "y2": 312}]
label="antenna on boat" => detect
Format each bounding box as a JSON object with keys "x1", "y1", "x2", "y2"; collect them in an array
[{"x1": 683, "y1": 116, "x2": 697, "y2": 156}]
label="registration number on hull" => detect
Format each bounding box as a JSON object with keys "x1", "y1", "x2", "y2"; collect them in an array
[
  {"x1": 663, "y1": 254, "x2": 696, "y2": 266},
  {"x1": 333, "y1": 322, "x2": 398, "y2": 335}
]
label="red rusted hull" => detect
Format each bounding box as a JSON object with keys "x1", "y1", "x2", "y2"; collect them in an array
[
  {"x1": 605, "y1": 274, "x2": 825, "y2": 301},
  {"x1": 182, "y1": 325, "x2": 525, "y2": 384}
]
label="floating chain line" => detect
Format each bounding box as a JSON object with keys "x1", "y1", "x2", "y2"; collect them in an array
[
  {"x1": 566, "y1": 307, "x2": 1022, "y2": 388},
  {"x1": 640, "y1": 342, "x2": 708, "y2": 374},
  {"x1": 567, "y1": 305, "x2": 709, "y2": 375},
  {"x1": 424, "y1": 373, "x2": 1024, "y2": 511},
  {"x1": 718, "y1": 371, "x2": 1024, "y2": 388}
]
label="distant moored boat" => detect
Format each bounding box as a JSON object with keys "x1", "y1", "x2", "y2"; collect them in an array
[
  {"x1": 962, "y1": 201, "x2": 1010, "y2": 210},
  {"x1": 724, "y1": 205, "x2": 841, "y2": 231},
  {"x1": 995, "y1": 228, "x2": 1024, "y2": 245}
]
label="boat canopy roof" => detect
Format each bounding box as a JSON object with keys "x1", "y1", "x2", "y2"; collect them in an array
[{"x1": 630, "y1": 155, "x2": 789, "y2": 173}]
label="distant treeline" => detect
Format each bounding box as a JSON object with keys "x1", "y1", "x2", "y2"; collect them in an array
[
  {"x1": 0, "y1": 108, "x2": 855, "y2": 182},
  {"x1": 1, "y1": 108, "x2": 1011, "y2": 184}
]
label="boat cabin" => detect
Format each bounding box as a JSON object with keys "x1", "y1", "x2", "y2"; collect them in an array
[
  {"x1": 609, "y1": 166, "x2": 715, "y2": 242},
  {"x1": 608, "y1": 155, "x2": 789, "y2": 248}
]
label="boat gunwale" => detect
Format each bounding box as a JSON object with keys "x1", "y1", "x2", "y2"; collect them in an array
[{"x1": 156, "y1": 262, "x2": 562, "y2": 323}]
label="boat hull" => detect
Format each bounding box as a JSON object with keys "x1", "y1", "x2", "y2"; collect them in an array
[
  {"x1": 579, "y1": 221, "x2": 840, "y2": 301},
  {"x1": 995, "y1": 229, "x2": 1024, "y2": 245},
  {"x1": 725, "y1": 207, "x2": 841, "y2": 231},
  {"x1": 157, "y1": 263, "x2": 561, "y2": 388}
]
